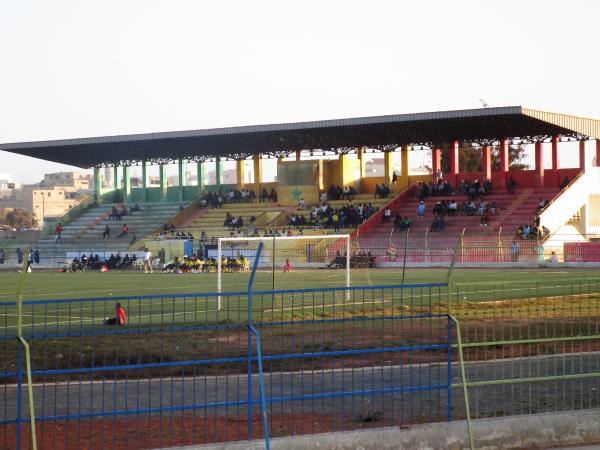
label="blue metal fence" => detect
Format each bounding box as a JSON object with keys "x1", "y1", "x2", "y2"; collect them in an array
[{"x1": 0, "y1": 278, "x2": 451, "y2": 449}]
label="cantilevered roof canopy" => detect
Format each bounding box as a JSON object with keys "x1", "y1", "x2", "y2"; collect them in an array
[{"x1": 1, "y1": 106, "x2": 599, "y2": 168}]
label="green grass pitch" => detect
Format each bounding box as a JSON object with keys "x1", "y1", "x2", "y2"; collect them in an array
[{"x1": 1, "y1": 267, "x2": 600, "y2": 333}]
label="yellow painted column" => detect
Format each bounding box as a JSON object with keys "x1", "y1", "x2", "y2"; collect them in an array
[
  {"x1": 253, "y1": 154, "x2": 262, "y2": 191},
  {"x1": 358, "y1": 146, "x2": 366, "y2": 180},
  {"x1": 384, "y1": 151, "x2": 393, "y2": 187},
  {"x1": 400, "y1": 145, "x2": 410, "y2": 189},
  {"x1": 339, "y1": 153, "x2": 348, "y2": 187},
  {"x1": 236, "y1": 159, "x2": 245, "y2": 189}
]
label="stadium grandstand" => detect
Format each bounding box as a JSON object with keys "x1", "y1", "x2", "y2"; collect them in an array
[
  {"x1": 2, "y1": 105, "x2": 600, "y2": 266},
  {"x1": 4, "y1": 106, "x2": 600, "y2": 450}
]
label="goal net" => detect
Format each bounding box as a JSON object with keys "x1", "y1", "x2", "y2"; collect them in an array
[{"x1": 217, "y1": 234, "x2": 350, "y2": 295}]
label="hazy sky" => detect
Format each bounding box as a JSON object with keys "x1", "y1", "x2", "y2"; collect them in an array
[{"x1": 1, "y1": 0, "x2": 599, "y2": 183}]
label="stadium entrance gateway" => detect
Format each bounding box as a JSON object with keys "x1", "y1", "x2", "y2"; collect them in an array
[{"x1": 2, "y1": 106, "x2": 600, "y2": 207}]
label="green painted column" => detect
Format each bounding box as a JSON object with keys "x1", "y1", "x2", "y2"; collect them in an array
[
  {"x1": 122, "y1": 165, "x2": 131, "y2": 202},
  {"x1": 197, "y1": 161, "x2": 206, "y2": 194},
  {"x1": 159, "y1": 164, "x2": 168, "y2": 201},
  {"x1": 142, "y1": 160, "x2": 149, "y2": 202},
  {"x1": 113, "y1": 163, "x2": 121, "y2": 190},
  {"x1": 215, "y1": 156, "x2": 223, "y2": 189},
  {"x1": 178, "y1": 158, "x2": 186, "y2": 202},
  {"x1": 112, "y1": 163, "x2": 121, "y2": 203},
  {"x1": 93, "y1": 167, "x2": 102, "y2": 204}
]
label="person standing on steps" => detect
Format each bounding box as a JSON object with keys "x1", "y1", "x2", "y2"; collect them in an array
[
  {"x1": 54, "y1": 222, "x2": 64, "y2": 244},
  {"x1": 103, "y1": 224, "x2": 111, "y2": 240}
]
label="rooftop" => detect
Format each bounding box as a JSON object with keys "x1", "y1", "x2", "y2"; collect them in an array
[{"x1": 1, "y1": 106, "x2": 599, "y2": 168}]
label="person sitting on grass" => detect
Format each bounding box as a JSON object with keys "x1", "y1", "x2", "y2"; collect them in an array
[
  {"x1": 104, "y1": 303, "x2": 127, "y2": 326},
  {"x1": 283, "y1": 259, "x2": 293, "y2": 273},
  {"x1": 162, "y1": 256, "x2": 182, "y2": 273}
]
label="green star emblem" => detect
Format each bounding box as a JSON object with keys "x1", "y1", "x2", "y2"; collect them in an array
[{"x1": 291, "y1": 187, "x2": 302, "y2": 201}]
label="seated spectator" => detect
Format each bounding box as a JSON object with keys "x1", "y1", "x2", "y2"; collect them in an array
[
  {"x1": 259, "y1": 188, "x2": 269, "y2": 203},
  {"x1": 537, "y1": 198, "x2": 547, "y2": 212},
  {"x1": 507, "y1": 177, "x2": 517, "y2": 194},
  {"x1": 348, "y1": 251, "x2": 375, "y2": 268},
  {"x1": 342, "y1": 186, "x2": 351, "y2": 200},
  {"x1": 417, "y1": 182, "x2": 430, "y2": 201},
  {"x1": 383, "y1": 207, "x2": 392, "y2": 222},
  {"x1": 483, "y1": 179, "x2": 493, "y2": 194},
  {"x1": 489, "y1": 201, "x2": 497, "y2": 214},
  {"x1": 224, "y1": 212, "x2": 234, "y2": 227},
  {"x1": 466, "y1": 200, "x2": 476, "y2": 216},
  {"x1": 480, "y1": 213, "x2": 490, "y2": 227},
  {"x1": 403, "y1": 217, "x2": 412, "y2": 230},
  {"x1": 393, "y1": 214, "x2": 403, "y2": 231},
  {"x1": 374, "y1": 184, "x2": 381, "y2": 199},
  {"x1": 547, "y1": 251, "x2": 559, "y2": 263},
  {"x1": 117, "y1": 224, "x2": 129, "y2": 238},
  {"x1": 559, "y1": 176, "x2": 570, "y2": 190},
  {"x1": 298, "y1": 198, "x2": 307, "y2": 209},
  {"x1": 129, "y1": 233, "x2": 137, "y2": 245},
  {"x1": 541, "y1": 225, "x2": 550, "y2": 237},
  {"x1": 448, "y1": 200, "x2": 458, "y2": 216},
  {"x1": 348, "y1": 185, "x2": 357, "y2": 200},
  {"x1": 477, "y1": 200, "x2": 487, "y2": 215},
  {"x1": 269, "y1": 188, "x2": 278, "y2": 202},
  {"x1": 516, "y1": 225, "x2": 523, "y2": 239},
  {"x1": 430, "y1": 214, "x2": 446, "y2": 232}
]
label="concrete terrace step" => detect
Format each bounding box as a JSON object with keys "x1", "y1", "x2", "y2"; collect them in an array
[
  {"x1": 359, "y1": 186, "x2": 561, "y2": 242},
  {"x1": 50, "y1": 201, "x2": 184, "y2": 245}
]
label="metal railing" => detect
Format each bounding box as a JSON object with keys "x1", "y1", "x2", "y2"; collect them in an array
[
  {"x1": 448, "y1": 280, "x2": 600, "y2": 450},
  {"x1": 2, "y1": 275, "x2": 600, "y2": 448},
  {"x1": 0, "y1": 268, "x2": 451, "y2": 449}
]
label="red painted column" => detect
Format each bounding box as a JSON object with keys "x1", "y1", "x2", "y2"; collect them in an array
[
  {"x1": 551, "y1": 136, "x2": 560, "y2": 187},
  {"x1": 579, "y1": 140, "x2": 586, "y2": 170},
  {"x1": 432, "y1": 147, "x2": 441, "y2": 178},
  {"x1": 534, "y1": 141, "x2": 544, "y2": 188},
  {"x1": 482, "y1": 144, "x2": 492, "y2": 181},
  {"x1": 498, "y1": 138, "x2": 509, "y2": 189},
  {"x1": 449, "y1": 140, "x2": 459, "y2": 186},
  {"x1": 596, "y1": 140, "x2": 600, "y2": 167}
]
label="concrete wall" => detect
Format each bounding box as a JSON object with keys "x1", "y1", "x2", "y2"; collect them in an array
[{"x1": 179, "y1": 409, "x2": 600, "y2": 450}]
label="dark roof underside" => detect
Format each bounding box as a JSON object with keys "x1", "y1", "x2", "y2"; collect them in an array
[{"x1": 1, "y1": 106, "x2": 598, "y2": 168}]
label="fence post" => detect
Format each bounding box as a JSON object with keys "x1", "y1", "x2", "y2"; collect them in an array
[
  {"x1": 16, "y1": 342, "x2": 22, "y2": 450},
  {"x1": 447, "y1": 316, "x2": 453, "y2": 421},
  {"x1": 247, "y1": 242, "x2": 269, "y2": 447},
  {"x1": 449, "y1": 314, "x2": 475, "y2": 450}
]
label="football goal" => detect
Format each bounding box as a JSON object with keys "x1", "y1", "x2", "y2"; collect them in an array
[{"x1": 217, "y1": 234, "x2": 351, "y2": 299}]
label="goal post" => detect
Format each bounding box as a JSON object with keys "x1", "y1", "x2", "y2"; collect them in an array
[{"x1": 217, "y1": 234, "x2": 351, "y2": 305}]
